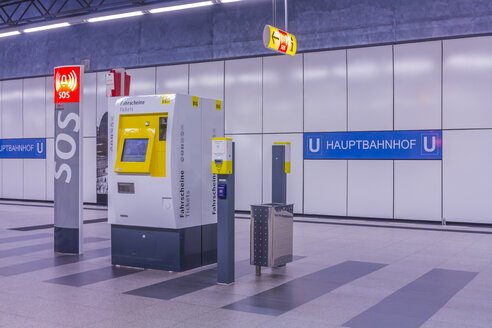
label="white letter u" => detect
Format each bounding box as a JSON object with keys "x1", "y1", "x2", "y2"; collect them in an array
[
  {"x1": 36, "y1": 142, "x2": 44, "y2": 154},
  {"x1": 309, "y1": 138, "x2": 320, "y2": 153},
  {"x1": 423, "y1": 136, "x2": 436, "y2": 152}
]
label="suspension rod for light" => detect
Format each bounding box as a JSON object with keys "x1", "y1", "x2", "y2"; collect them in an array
[{"x1": 285, "y1": 0, "x2": 288, "y2": 32}]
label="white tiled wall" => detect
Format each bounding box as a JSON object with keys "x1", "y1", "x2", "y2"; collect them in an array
[
  {"x1": 126, "y1": 67, "x2": 156, "y2": 96},
  {"x1": 46, "y1": 138, "x2": 54, "y2": 201},
  {"x1": 443, "y1": 130, "x2": 492, "y2": 224},
  {"x1": 24, "y1": 159, "x2": 46, "y2": 200},
  {"x1": 3, "y1": 159, "x2": 23, "y2": 199},
  {"x1": 443, "y1": 36, "x2": 492, "y2": 129},
  {"x1": 96, "y1": 71, "x2": 109, "y2": 128},
  {"x1": 304, "y1": 50, "x2": 347, "y2": 132},
  {"x1": 190, "y1": 61, "x2": 224, "y2": 100},
  {"x1": 156, "y1": 64, "x2": 189, "y2": 95},
  {"x1": 394, "y1": 41, "x2": 442, "y2": 130},
  {"x1": 225, "y1": 134, "x2": 263, "y2": 211},
  {"x1": 2, "y1": 79, "x2": 23, "y2": 138},
  {"x1": 83, "y1": 138, "x2": 97, "y2": 203},
  {"x1": 394, "y1": 161, "x2": 441, "y2": 221},
  {"x1": 4, "y1": 36, "x2": 492, "y2": 224},
  {"x1": 23, "y1": 77, "x2": 45, "y2": 138},
  {"x1": 45, "y1": 76, "x2": 54, "y2": 138},
  {"x1": 303, "y1": 160, "x2": 347, "y2": 216},
  {"x1": 348, "y1": 46, "x2": 393, "y2": 131},
  {"x1": 0, "y1": 73, "x2": 101, "y2": 202},
  {"x1": 348, "y1": 160, "x2": 394, "y2": 219},
  {"x1": 263, "y1": 55, "x2": 303, "y2": 133},
  {"x1": 225, "y1": 58, "x2": 263, "y2": 134},
  {"x1": 82, "y1": 73, "x2": 97, "y2": 138}
]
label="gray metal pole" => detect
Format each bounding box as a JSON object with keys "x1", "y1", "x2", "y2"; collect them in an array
[
  {"x1": 284, "y1": 0, "x2": 288, "y2": 31},
  {"x1": 273, "y1": 0, "x2": 276, "y2": 26},
  {"x1": 217, "y1": 143, "x2": 235, "y2": 284},
  {"x1": 272, "y1": 145, "x2": 286, "y2": 204}
]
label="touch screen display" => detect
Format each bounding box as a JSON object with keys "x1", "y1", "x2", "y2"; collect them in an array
[{"x1": 121, "y1": 138, "x2": 149, "y2": 162}]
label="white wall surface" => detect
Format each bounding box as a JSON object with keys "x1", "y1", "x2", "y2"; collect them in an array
[
  {"x1": 190, "y1": 61, "x2": 224, "y2": 100},
  {"x1": 348, "y1": 160, "x2": 393, "y2": 219},
  {"x1": 394, "y1": 160, "x2": 441, "y2": 221},
  {"x1": 2, "y1": 79, "x2": 23, "y2": 138},
  {"x1": 394, "y1": 41, "x2": 442, "y2": 130},
  {"x1": 83, "y1": 73, "x2": 97, "y2": 138},
  {"x1": 3, "y1": 159, "x2": 23, "y2": 199},
  {"x1": 443, "y1": 36, "x2": 492, "y2": 129},
  {"x1": 348, "y1": 46, "x2": 393, "y2": 131},
  {"x1": 304, "y1": 160, "x2": 347, "y2": 216},
  {"x1": 3, "y1": 36, "x2": 492, "y2": 224},
  {"x1": 226, "y1": 134, "x2": 263, "y2": 211},
  {"x1": 96, "y1": 71, "x2": 108, "y2": 129},
  {"x1": 304, "y1": 50, "x2": 347, "y2": 132},
  {"x1": 127, "y1": 67, "x2": 156, "y2": 96},
  {"x1": 46, "y1": 138, "x2": 54, "y2": 201},
  {"x1": 156, "y1": 64, "x2": 189, "y2": 95},
  {"x1": 45, "y1": 76, "x2": 54, "y2": 138},
  {"x1": 24, "y1": 159, "x2": 46, "y2": 200},
  {"x1": 263, "y1": 55, "x2": 303, "y2": 133},
  {"x1": 443, "y1": 130, "x2": 492, "y2": 223},
  {"x1": 262, "y1": 133, "x2": 303, "y2": 213},
  {"x1": 83, "y1": 138, "x2": 97, "y2": 203},
  {"x1": 225, "y1": 58, "x2": 263, "y2": 134},
  {"x1": 23, "y1": 77, "x2": 45, "y2": 138},
  {"x1": 0, "y1": 160, "x2": 2, "y2": 198}
]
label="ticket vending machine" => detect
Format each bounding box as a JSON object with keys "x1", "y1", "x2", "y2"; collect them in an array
[{"x1": 108, "y1": 94, "x2": 224, "y2": 271}]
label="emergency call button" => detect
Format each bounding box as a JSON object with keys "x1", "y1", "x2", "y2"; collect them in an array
[{"x1": 218, "y1": 184, "x2": 227, "y2": 199}]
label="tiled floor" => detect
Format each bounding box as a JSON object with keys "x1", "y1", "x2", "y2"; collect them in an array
[{"x1": 1, "y1": 202, "x2": 492, "y2": 327}]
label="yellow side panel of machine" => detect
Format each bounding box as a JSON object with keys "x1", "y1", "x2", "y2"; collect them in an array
[
  {"x1": 211, "y1": 160, "x2": 233, "y2": 175},
  {"x1": 115, "y1": 113, "x2": 167, "y2": 177}
]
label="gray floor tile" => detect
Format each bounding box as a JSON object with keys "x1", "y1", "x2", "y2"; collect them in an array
[
  {"x1": 44, "y1": 266, "x2": 141, "y2": 286},
  {"x1": 224, "y1": 261, "x2": 386, "y2": 316},
  {"x1": 344, "y1": 268, "x2": 478, "y2": 328},
  {"x1": 0, "y1": 247, "x2": 110, "y2": 276}
]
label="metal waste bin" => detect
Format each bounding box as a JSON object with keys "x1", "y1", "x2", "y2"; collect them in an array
[{"x1": 250, "y1": 203, "x2": 293, "y2": 270}]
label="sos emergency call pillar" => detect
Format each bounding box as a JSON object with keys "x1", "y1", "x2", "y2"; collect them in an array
[
  {"x1": 54, "y1": 65, "x2": 84, "y2": 254},
  {"x1": 212, "y1": 138, "x2": 235, "y2": 285}
]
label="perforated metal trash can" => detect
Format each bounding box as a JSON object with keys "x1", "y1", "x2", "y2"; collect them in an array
[{"x1": 250, "y1": 203, "x2": 294, "y2": 268}]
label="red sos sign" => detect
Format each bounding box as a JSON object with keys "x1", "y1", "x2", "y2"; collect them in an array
[{"x1": 54, "y1": 66, "x2": 80, "y2": 104}]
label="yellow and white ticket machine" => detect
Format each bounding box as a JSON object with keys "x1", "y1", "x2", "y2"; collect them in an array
[{"x1": 108, "y1": 94, "x2": 224, "y2": 271}]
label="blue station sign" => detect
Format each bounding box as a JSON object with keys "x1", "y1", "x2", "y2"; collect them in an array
[
  {"x1": 304, "y1": 130, "x2": 442, "y2": 160},
  {"x1": 0, "y1": 138, "x2": 46, "y2": 159}
]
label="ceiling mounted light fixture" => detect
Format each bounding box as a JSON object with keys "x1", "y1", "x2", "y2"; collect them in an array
[
  {"x1": 24, "y1": 22, "x2": 70, "y2": 33},
  {"x1": 88, "y1": 11, "x2": 143, "y2": 23},
  {"x1": 0, "y1": 30, "x2": 20, "y2": 38},
  {"x1": 149, "y1": 1, "x2": 214, "y2": 14}
]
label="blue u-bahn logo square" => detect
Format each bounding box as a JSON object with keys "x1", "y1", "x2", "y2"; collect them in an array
[{"x1": 304, "y1": 134, "x2": 324, "y2": 158}]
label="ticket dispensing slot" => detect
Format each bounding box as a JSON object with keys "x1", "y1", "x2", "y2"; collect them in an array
[{"x1": 114, "y1": 113, "x2": 167, "y2": 177}]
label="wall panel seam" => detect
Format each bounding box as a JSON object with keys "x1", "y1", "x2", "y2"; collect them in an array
[
  {"x1": 441, "y1": 39, "x2": 444, "y2": 221},
  {"x1": 302, "y1": 53, "x2": 305, "y2": 213},
  {"x1": 261, "y1": 56, "x2": 264, "y2": 203},
  {"x1": 392, "y1": 45, "x2": 395, "y2": 219},
  {"x1": 345, "y1": 49, "x2": 349, "y2": 216}
]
